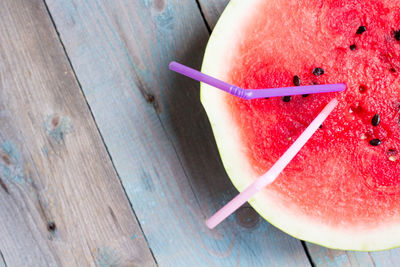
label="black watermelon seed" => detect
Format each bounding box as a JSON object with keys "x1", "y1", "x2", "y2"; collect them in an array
[
  {"x1": 371, "y1": 114, "x2": 381, "y2": 126},
  {"x1": 283, "y1": 96, "x2": 292, "y2": 102},
  {"x1": 356, "y1": 26, "x2": 367, "y2": 35},
  {"x1": 312, "y1": 68, "x2": 325, "y2": 76},
  {"x1": 390, "y1": 67, "x2": 396, "y2": 73},
  {"x1": 302, "y1": 94, "x2": 310, "y2": 97},
  {"x1": 293, "y1": 75, "x2": 301, "y2": 86},
  {"x1": 359, "y1": 85, "x2": 367, "y2": 93},
  {"x1": 319, "y1": 124, "x2": 323, "y2": 129},
  {"x1": 350, "y1": 44, "x2": 357, "y2": 50},
  {"x1": 394, "y1": 30, "x2": 400, "y2": 41},
  {"x1": 370, "y1": 139, "x2": 382, "y2": 146},
  {"x1": 264, "y1": 97, "x2": 269, "y2": 100}
]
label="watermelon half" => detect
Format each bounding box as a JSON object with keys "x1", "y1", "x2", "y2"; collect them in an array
[{"x1": 201, "y1": 0, "x2": 400, "y2": 250}]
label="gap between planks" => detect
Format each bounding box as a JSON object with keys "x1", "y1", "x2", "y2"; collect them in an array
[
  {"x1": 301, "y1": 241, "x2": 315, "y2": 267},
  {"x1": 195, "y1": 0, "x2": 211, "y2": 33}
]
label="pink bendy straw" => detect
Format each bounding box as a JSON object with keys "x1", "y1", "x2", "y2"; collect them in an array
[
  {"x1": 206, "y1": 99, "x2": 339, "y2": 229},
  {"x1": 169, "y1": 61, "x2": 345, "y2": 99}
]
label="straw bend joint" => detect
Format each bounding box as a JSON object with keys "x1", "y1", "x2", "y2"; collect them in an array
[{"x1": 229, "y1": 86, "x2": 252, "y2": 99}]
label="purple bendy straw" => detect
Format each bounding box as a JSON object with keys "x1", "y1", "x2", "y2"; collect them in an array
[{"x1": 169, "y1": 61, "x2": 345, "y2": 99}]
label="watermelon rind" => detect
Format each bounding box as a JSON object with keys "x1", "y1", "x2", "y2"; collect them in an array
[{"x1": 200, "y1": 0, "x2": 400, "y2": 251}]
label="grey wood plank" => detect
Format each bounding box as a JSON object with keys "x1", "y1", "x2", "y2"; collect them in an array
[
  {"x1": 45, "y1": 0, "x2": 311, "y2": 265},
  {"x1": 198, "y1": 0, "x2": 229, "y2": 30},
  {"x1": 0, "y1": 0, "x2": 155, "y2": 266}
]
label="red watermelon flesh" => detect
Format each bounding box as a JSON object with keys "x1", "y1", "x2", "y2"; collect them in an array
[
  {"x1": 201, "y1": 0, "x2": 400, "y2": 250},
  {"x1": 228, "y1": 0, "x2": 400, "y2": 226}
]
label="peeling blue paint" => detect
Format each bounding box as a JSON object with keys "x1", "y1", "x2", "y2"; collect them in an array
[
  {"x1": 43, "y1": 114, "x2": 73, "y2": 144},
  {"x1": 131, "y1": 234, "x2": 137, "y2": 240},
  {"x1": 0, "y1": 141, "x2": 25, "y2": 184}
]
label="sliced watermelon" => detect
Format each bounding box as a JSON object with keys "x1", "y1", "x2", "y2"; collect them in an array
[{"x1": 201, "y1": 0, "x2": 400, "y2": 250}]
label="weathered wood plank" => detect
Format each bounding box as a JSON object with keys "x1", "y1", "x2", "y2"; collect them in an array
[
  {"x1": 197, "y1": 0, "x2": 229, "y2": 30},
  {"x1": 193, "y1": 1, "x2": 400, "y2": 266},
  {"x1": 0, "y1": 0, "x2": 155, "y2": 266},
  {"x1": 45, "y1": 0, "x2": 311, "y2": 265}
]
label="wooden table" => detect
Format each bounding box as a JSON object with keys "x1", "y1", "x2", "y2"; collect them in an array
[{"x1": 1, "y1": 0, "x2": 400, "y2": 266}]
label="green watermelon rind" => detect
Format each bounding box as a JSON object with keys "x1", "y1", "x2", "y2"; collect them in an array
[{"x1": 200, "y1": 0, "x2": 400, "y2": 251}]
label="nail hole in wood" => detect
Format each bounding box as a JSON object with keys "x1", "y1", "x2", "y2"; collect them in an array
[
  {"x1": 47, "y1": 221, "x2": 56, "y2": 232},
  {"x1": 145, "y1": 94, "x2": 155, "y2": 104}
]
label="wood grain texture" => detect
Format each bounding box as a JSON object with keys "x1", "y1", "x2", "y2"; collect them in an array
[
  {"x1": 197, "y1": 0, "x2": 229, "y2": 30},
  {"x1": 194, "y1": 0, "x2": 400, "y2": 266},
  {"x1": 0, "y1": 0, "x2": 155, "y2": 266},
  {"x1": 45, "y1": 0, "x2": 311, "y2": 265}
]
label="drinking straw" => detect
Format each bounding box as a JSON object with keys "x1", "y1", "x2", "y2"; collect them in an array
[
  {"x1": 169, "y1": 61, "x2": 345, "y2": 99},
  {"x1": 206, "y1": 98, "x2": 339, "y2": 229}
]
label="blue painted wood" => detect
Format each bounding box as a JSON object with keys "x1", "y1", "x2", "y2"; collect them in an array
[{"x1": 45, "y1": 0, "x2": 311, "y2": 265}]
